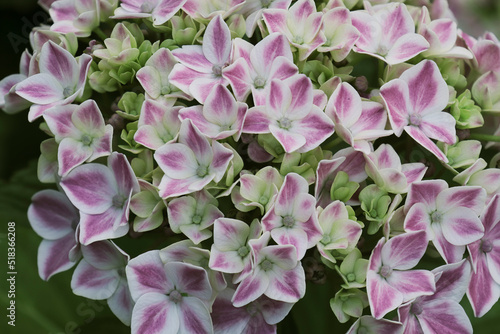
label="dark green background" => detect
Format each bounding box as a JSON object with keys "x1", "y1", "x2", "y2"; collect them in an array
[{"x1": 1, "y1": 0, "x2": 500, "y2": 333}]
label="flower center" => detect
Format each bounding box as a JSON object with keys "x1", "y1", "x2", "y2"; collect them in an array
[
  {"x1": 192, "y1": 214, "x2": 202, "y2": 225},
  {"x1": 238, "y1": 245, "x2": 250, "y2": 258},
  {"x1": 282, "y1": 215, "x2": 295, "y2": 228},
  {"x1": 481, "y1": 239, "x2": 493, "y2": 253},
  {"x1": 246, "y1": 303, "x2": 258, "y2": 316},
  {"x1": 112, "y1": 194, "x2": 126, "y2": 208},
  {"x1": 261, "y1": 0, "x2": 272, "y2": 8},
  {"x1": 212, "y1": 65, "x2": 223, "y2": 77},
  {"x1": 168, "y1": 290, "x2": 183, "y2": 303},
  {"x1": 410, "y1": 301, "x2": 424, "y2": 315},
  {"x1": 140, "y1": 2, "x2": 155, "y2": 13},
  {"x1": 196, "y1": 165, "x2": 208, "y2": 178},
  {"x1": 63, "y1": 86, "x2": 74, "y2": 98},
  {"x1": 430, "y1": 211, "x2": 443, "y2": 224},
  {"x1": 409, "y1": 113, "x2": 422, "y2": 126},
  {"x1": 81, "y1": 134, "x2": 93, "y2": 146},
  {"x1": 347, "y1": 273, "x2": 356, "y2": 282},
  {"x1": 320, "y1": 234, "x2": 331, "y2": 245},
  {"x1": 161, "y1": 85, "x2": 171, "y2": 95},
  {"x1": 379, "y1": 265, "x2": 392, "y2": 278},
  {"x1": 260, "y1": 259, "x2": 273, "y2": 271},
  {"x1": 254, "y1": 77, "x2": 266, "y2": 89},
  {"x1": 277, "y1": 117, "x2": 292, "y2": 130},
  {"x1": 293, "y1": 36, "x2": 304, "y2": 44}
]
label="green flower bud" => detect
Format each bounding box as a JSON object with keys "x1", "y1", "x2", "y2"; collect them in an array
[
  {"x1": 450, "y1": 90, "x2": 484, "y2": 129},
  {"x1": 171, "y1": 13, "x2": 205, "y2": 45},
  {"x1": 227, "y1": 14, "x2": 246, "y2": 39},
  {"x1": 257, "y1": 133, "x2": 286, "y2": 159},
  {"x1": 38, "y1": 138, "x2": 58, "y2": 183},
  {"x1": 439, "y1": 140, "x2": 482, "y2": 169},
  {"x1": 119, "y1": 121, "x2": 144, "y2": 154},
  {"x1": 117, "y1": 92, "x2": 145, "y2": 120},
  {"x1": 359, "y1": 185, "x2": 392, "y2": 234},
  {"x1": 108, "y1": 62, "x2": 142, "y2": 85},
  {"x1": 330, "y1": 289, "x2": 369, "y2": 324},
  {"x1": 435, "y1": 58, "x2": 467, "y2": 90},
  {"x1": 88, "y1": 61, "x2": 119, "y2": 93},
  {"x1": 93, "y1": 23, "x2": 141, "y2": 66},
  {"x1": 302, "y1": 58, "x2": 353, "y2": 90},
  {"x1": 336, "y1": 248, "x2": 369, "y2": 289},
  {"x1": 131, "y1": 150, "x2": 155, "y2": 179},
  {"x1": 137, "y1": 40, "x2": 161, "y2": 66},
  {"x1": 330, "y1": 171, "x2": 359, "y2": 203}
]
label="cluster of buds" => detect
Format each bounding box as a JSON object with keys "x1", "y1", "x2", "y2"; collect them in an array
[{"x1": 2, "y1": 0, "x2": 500, "y2": 333}]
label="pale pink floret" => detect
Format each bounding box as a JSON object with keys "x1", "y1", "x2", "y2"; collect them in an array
[
  {"x1": 263, "y1": 0, "x2": 326, "y2": 61},
  {"x1": 325, "y1": 82, "x2": 392, "y2": 154},
  {"x1": 351, "y1": 2, "x2": 429, "y2": 65},
  {"x1": 169, "y1": 15, "x2": 232, "y2": 103},
  {"x1": 398, "y1": 260, "x2": 473, "y2": 334},
  {"x1": 380, "y1": 60, "x2": 456, "y2": 162},
  {"x1": 262, "y1": 173, "x2": 323, "y2": 260},
  {"x1": 367, "y1": 231, "x2": 436, "y2": 319},
  {"x1": 318, "y1": 7, "x2": 360, "y2": 62},
  {"x1": 231, "y1": 232, "x2": 306, "y2": 307},
  {"x1": 182, "y1": 0, "x2": 245, "y2": 20},
  {"x1": 71, "y1": 240, "x2": 134, "y2": 325},
  {"x1": 126, "y1": 250, "x2": 214, "y2": 334},
  {"x1": 43, "y1": 100, "x2": 113, "y2": 176},
  {"x1": 224, "y1": 33, "x2": 298, "y2": 105},
  {"x1": 179, "y1": 84, "x2": 248, "y2": 140},
  {"x1": 134, "y1": 99, "x2": 182, "y2": 150},
  {"x1": 49, "y1": 0, "x2": 116, "y2": 37},
  {"x1": 418, "y1": 6, "x2": 473, "y2": 59},
  {"x1": 243, "y1": 75, "x2": 334, "y2": 153},
  {"x1": 364, "y1": 144, "x2": 427, "y2": 194},
  {"x1": 113, "y1": 0, "x2": 187, "y2": 25},
  {"x1": 28, "y1": 189, "x2": 80, "y2": 280},
  {"x1": 60, "y1": 152, "x2": 140, "y2": 245},
  {"x1": 0, "y1": 51, "x2": 33, "y2": 114},
  {"x1": 404, "y1": 180, "x2": 486, "y2": 264},
  {"x1": 154, "y1": 119, "x2": 234, "y2": 199},
  {"x1": 212, "y1": 287, "x2": 293, "y2": 334},
  {"x1": 467, "y1": 195, "x2": 500, "y2": 317},
  {"x1": 237, "y1": 0, "x2": 291, "y2": 37},
  {"x1": 15, "y1": 41, "x2": 92, "y2": 121}
]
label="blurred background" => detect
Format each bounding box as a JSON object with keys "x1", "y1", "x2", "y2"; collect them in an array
[{"x1": 0, "y1": 0, "x2": 499, "y2": 333}]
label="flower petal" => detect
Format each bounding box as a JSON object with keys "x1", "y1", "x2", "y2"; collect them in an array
[
  {"x1": 71, "y1": 260, "x2": 120, "y2": 299},
  {"x1": 37, "y1": 233, "x2": 77, "y2": 281},
  {"x1": 203, "y1": 15, "x2": 231, "y2": 65},
  {"x1": 131, "y1": 293, "x2": 178, "y2": 334}
]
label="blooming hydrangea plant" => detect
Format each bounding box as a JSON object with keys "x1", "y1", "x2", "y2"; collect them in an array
[{"x1": 3, "y1": 0, "x2": 500, "y2": 332}]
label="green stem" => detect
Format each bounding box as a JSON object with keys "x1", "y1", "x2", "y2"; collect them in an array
[
  {"x1": 469, "y1": 133, "x2": 500, "y2": 142},
  {"x1": 94, "y1": 27, "x2": 108, "y2": 41}
]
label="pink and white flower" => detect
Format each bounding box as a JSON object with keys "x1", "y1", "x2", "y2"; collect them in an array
[
  {"x1": 169, "y1": 15, "x2": 232, "y2": 103},
  {"x1": 15, "y1": 41, "x2": 92, "y2": 121},
  {"x1": 399, "y1": 260, "x2": 473, "y2": 334},
  {"x1": 237, "y1": 0, "x2": 291, "y2": 37},
  {"x1": 71, "y1": 240, "x2": 134, "y2": 325},
  {"x1": 167, "y1": 190, "x2": 223, "y2": 244},
  {"x1": 28, "y1": 189, "x2": 80, "y2": 280},
  {"x1": 261, "y1": 173, "x2": 322, "y2": 260},
  {"x1": 325, "y1": 82, "x2": 392, "y2": 154},
  {"x1": 154, "y1": 119, "x2": 234, "y2": 198},
  {"x1": 417, "y1": 6, "x2": 473, "y2": 59},
  {"x1": 318, "y1": 7, "x2": 360, "y2": 62},
  {"x1": 467, "y1": 195, "x2": 500, "y2": 317},
  {"x1": 223, "y1": 32, "x2": 298, "y2": 105},
  {"x1": 380, "y1": 60, "x2": 456, "y2": 162},
  {"x1": 179, "y1": 84, "x2": 247, "y2": 140},
  {"x1": 126, "y1": 250, "x2": 214, "y2": 334},
  {"x1": 243, "y1": 75, "x2": 334, "y2": 153},
  {"x1": 49, "y1": 0, "x2": 117, "y2": 37},
  {"x1": 347, "y1": 315, "x2": 403, "y2": 334},
  {"x1": 351, "y1": 2, "x2": 429, "y2": 65},
  {"x1": 404, "y1": 180, "x2": 486, "y2": 263},
  {"x1": 263, "y1": 0, "x2": 326, "y2": 61},
  {"x1": 212, "y1": 287, "x2": 293, "y2": 334},
  {"x1": 232, "y1": 232, "x2": 306, "y2": 306},
  {"x1": 134, "y1": 99, "x2": 182, "y2": 150},
  {"x1": 182, "y1": 0, "x2": 245, "y2": 20},
  {"x1": 60, "y1": 152, "x2": 140, "y2": 245},
  {"x1": 136, "y1": 48, "x2": 190, "y2": 104},
  {"x1": 43, "y1": 100, "x2": 113, "y2": 176},
  {"x1": 0, "y1": 51, "x2": 35, "y2": 114},
  {"x1": 364, "y1": 144, "x2": 427, "y2": 194},
  {"x1": 367, "y1": 231, "x2": 435, "y2": 319},
  {"x1": 113, "y1": 0, "x2": 187, "y2": 25}
]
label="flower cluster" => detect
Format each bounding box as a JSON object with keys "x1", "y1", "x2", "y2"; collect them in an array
[{"x1": 3, "y1": 0, "x2": 500, "y2": 333}]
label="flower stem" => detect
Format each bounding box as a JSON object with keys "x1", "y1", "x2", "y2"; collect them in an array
[
  {"x1": 94, "y1": 27, "x2": 107, "y2": 41},
  {"x1": 469, "y1": 133, "x2": 500, "y2": 142}
]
